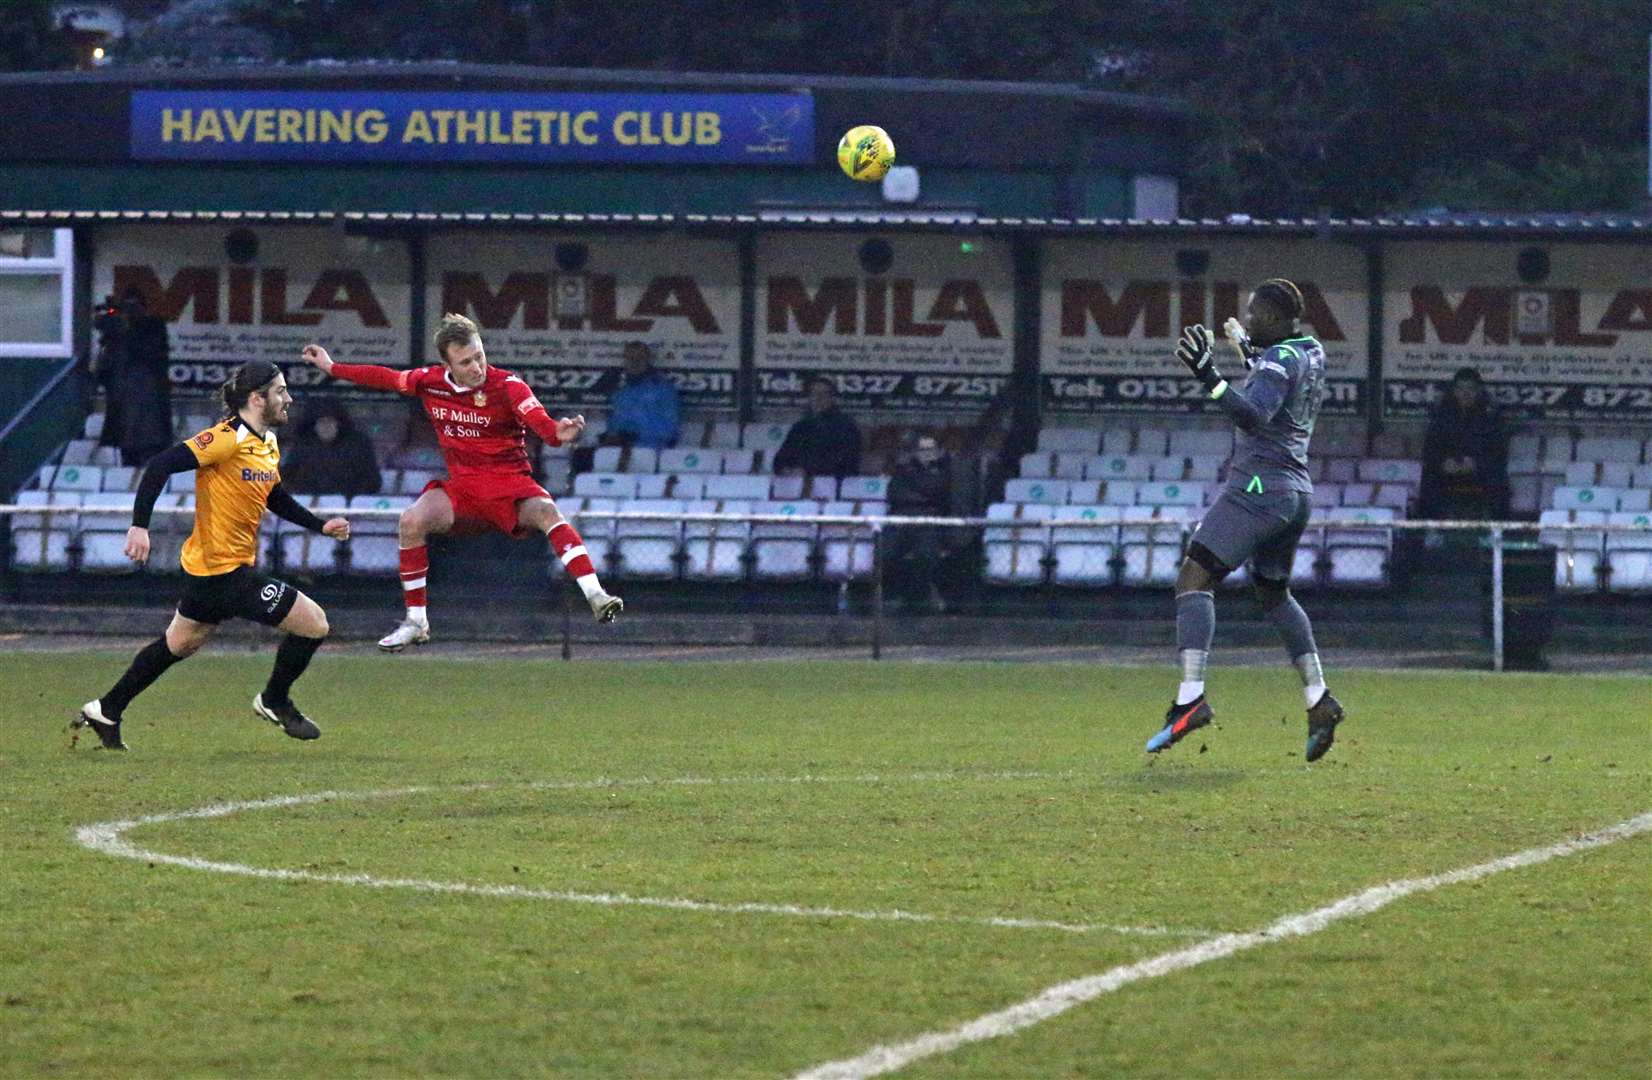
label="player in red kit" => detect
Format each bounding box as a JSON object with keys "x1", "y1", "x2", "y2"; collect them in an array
[{"x1": 300, "y1": 313, "x2": 621, "y2": 651}]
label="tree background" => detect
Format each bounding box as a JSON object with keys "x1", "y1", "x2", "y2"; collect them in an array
[{"x1": 5, "y1": 0, "x2": 1647, "y2": 216}]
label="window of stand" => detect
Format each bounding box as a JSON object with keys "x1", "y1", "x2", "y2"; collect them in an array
[{"x1": 0, "y1": 228, "x2": 74, "y2": 357}]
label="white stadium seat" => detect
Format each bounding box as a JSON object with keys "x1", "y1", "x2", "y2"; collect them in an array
[
  {"x1": 1562, "y1": 461, "x2": 1598, "y2": 486},
  {"x1": 983, "y1": 502, "x2": 1052, "y2": 585},
  {"x1": 1051, "y1": 453, "x2": 1090, "y2": 480},
  {"x1": 1050, "y1": 505, "x2": 1120, "y2": 586},
  {"x1": 1136, "y1": 481, "x2": 1204, "y2": 507},
  {"x1": 77, "y1": 493, "x2": 138, "y2": 573},
  {"x1": 1616, "y1": 488, "x2": 1651, "y2": 513},
  {"x1": 806, "y1": 475, "x2": 839, "y2": 501},
  {"x1": 10, "y1": 492, "x2": 79, "y2": 572},
  {"x1": 52, "y1": 465, "x2": 102, "y2": 492},
  {"x1": 676, "y1": 419, "x2": 708, "y2": 448},
  {"x1": 573, "y1": 472, "x2": 638, "y2": 499},
  {"x1": 1085, "y1": 454, "x2": 1153, "y2": 482},
  {"x1": 769, "y1": 473, "x2": 806, "y2": 500},
  {"x1": 1066, "y1": 479, "x2": 1102, "y2": 505},
  {"x1": 1574, "y1": 437, "x2": 1641, "y2": 463},
  {"x1": 1356, "y1": 459, "x2": 1422, "y2": 486},
  {"x1": 1003, "y1": 478, "x2": 1069, "y2": 505},
  {"x1": 1035, "y1": 427, "x2": 1098, "y2": 453},
  {"x1": 751, "y1": 500, "x2": 818, "y2": 581},
  {"x1": 706, "y1": 421, "x2": 744, "y2": 448},
  {"x1": 703, "y1": 474, "x2": 770, "y2": 501},
  {"x1": 668, "y1": 473, "x2": 709, "y2": 500},
  {"x1": 614, "y1": 499, "x2": 683, "y2": 578},
  {"x1": 1099, "y1": 429, "x2": 1133, "y2": 455},
  {"x1": 1551, "y1": 486, "x2": 1615, "y2": 512},
  {"x1": 658, "y1": 447, "x2": 722, "y2": 474},
  {"x1": 683, "y1": 499, "x2": 750, "y2": 580},
  {"x1": 1133, "y1": 429, "x2": 1170, "y2": 456},
  {"x1": 838, "y1": 475, "x2": 890, "y2": 502},
  {"x1": 1150, "y1": 457, "x2": 1188, "y2": 482},
  {"x1": 1598, "y1": 462, "x2": 1633, "y2": 489},
  {"x1": 1018, "y1": 452, "x2": 1054, "y2": 479},
  {"x1": 1169, "y1": 429, "x2": 1233, "y2": 457},
  {"x1": 820, "y1": 501, "x2": 876, "y2": 580},
  {"x1": 1605, "y1": 512, "x2": 1652, "y2": 591},
  {"x1": 742, "y1": 421, "x2": 790, "y2": 455},
  {"x1": 720, "y1": 449, "x2": 759, "y2": 475},
  {"x1": 1101, "y1": 480, "x2": 1138, "y2": 506},
  {"x1": 60, "y1": 440, "x2": 97, "y2": 466}
]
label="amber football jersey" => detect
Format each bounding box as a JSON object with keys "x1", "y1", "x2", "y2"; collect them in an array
[{"x1": 179, "y1": 421, "x2": 281, "y2": 576}]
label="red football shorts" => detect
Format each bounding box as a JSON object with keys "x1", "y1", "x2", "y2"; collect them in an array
[{"x1": 424, "y1": 472, "x2": 550, "y2": 538}]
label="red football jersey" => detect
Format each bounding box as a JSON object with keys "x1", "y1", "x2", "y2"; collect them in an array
[{"x1": 330, "y1": 362, "x2": 558, "y2": 478}]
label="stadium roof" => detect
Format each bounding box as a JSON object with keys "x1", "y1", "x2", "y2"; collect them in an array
[
  {"x1": 3, "y1": 207, "x2": 1647, "y2": 238},
  {"x1": 0, "y1": 61, "x2": 1190, "y2": 117}
]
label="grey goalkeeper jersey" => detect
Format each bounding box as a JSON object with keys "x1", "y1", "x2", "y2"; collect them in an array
[{"x1": 1221, "y1": 336, "x2": 1326, "y2": 495}]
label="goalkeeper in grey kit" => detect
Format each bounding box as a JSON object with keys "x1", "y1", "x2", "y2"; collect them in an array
[{"x1": 1145, "y1": 279, "x2": 1346, "y2": 761}]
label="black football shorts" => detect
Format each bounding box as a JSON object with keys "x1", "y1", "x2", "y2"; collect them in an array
[{"x1": 177, "y1": 566, "x2": 299, "y2": 627}]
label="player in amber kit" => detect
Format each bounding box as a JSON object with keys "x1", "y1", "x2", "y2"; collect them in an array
[
  {"x1": 301, "y1": 313, "x2": 621, "y2": 651},
  {"x1": 73, "y1": 360, "x2": 351, "y2": 750}
]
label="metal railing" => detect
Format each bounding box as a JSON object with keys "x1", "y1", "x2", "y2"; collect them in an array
[{"x1": 2, "y1": 502, "x2": 1649, "y2": 671}]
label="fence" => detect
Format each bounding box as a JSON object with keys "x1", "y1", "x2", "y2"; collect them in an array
[{"x1": 5, "y1": 501, "x2": 1649, "y2": 671}]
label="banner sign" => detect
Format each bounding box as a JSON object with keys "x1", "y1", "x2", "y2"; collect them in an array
[
  {"x1": 131, "y1": 90, "x2": 813, "y2": 165},
  {"x1": 425, "y1": 231, "x2": 741, "y2": 409},
  {"x1": 91, "y1": 225, "x2": 412, "y2": 392},
  {"x1": 1383, "y1": 243, "x2": 1652, "y2": 420},
  {"x1": 1040, "y1": 239, "x2": 1370, "y2": 417},
  {"x1": 754, "y1": 233, "x2": 1015, "y2": 414}
]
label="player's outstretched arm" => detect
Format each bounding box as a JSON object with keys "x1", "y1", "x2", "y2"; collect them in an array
[
  {"x1": 266, "y1": 483, "x2": 347, "y2": 540},
  {"x1": 505, "y1": 377, "x2": 583, "y2": 447},
  {"x1": 127, "y1": 441, "x2": 200, "y2": 564},
  {"x1": 303, "y1": 343, "x2": 415, "y2": 394}
]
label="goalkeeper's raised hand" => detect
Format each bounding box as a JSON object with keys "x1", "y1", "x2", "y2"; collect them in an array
[{"x1": 1176, "y1": 324, "x2": 1224, "y2": 392}]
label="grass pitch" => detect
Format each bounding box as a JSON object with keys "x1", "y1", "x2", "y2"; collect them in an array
[{"x1": 1, "y1": 651, "x2": 1647, "y2": 1078}]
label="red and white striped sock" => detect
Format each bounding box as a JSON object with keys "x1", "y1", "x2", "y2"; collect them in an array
[
  {"x1": 548, "y1": 522, "x2": 602, "y2": 601},
  {"x1": 398, "y1": 544, "x2": 429, "y2": 623}
]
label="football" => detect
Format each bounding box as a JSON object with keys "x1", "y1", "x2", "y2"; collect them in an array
[{"x1": 837, "y1": 125, "x2": 896, "y2": 182}]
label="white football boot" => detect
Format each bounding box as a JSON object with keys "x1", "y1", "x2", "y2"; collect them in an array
[
  {"x1": 588, "y1": 590, "x2": 623, "y2": 624},
  {"x1": 377, "y1": 616, "x2": 430, "y2": 652}
]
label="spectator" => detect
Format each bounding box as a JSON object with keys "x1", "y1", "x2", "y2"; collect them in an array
[
  {"x1": 884, "y1": 432, "x2": 969, "y2": 614},
  {"x1": 1420, "y1": 367, "x2": 1508, "y2": 520},
  {"x1": 113, "y1": 289, "x2": 174, "y2": 466},
  {"x1": 605, "y1": 341, "x2": 680, "y2": 450},
  {"x1": 772, "y1": 376, "x2": 862, "y2": 480},
  {"x1": 91, "y1": 294, "x2": 129, "y2": 450},
  {"x1": 282, "y1": 400, "x2": 383, "y2": 497}
]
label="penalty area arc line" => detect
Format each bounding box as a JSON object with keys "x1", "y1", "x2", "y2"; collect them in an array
[{"x1": 71, "y1": 774, "x2": 1214, "y2": 940}]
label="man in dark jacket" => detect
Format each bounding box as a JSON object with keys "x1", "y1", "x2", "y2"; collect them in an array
[
  {"x1": 282, "y1": 400, "x2": 384, "y2": 497},
  {"x1": 1420, "y1": 367, "x2": 1508, "y2": 520},
  {"x1": 115, "y1": 289, "x2": 174, "y2": 466},
  {"x1": 772, "y1": 377, "x2": 861, "y2": 480},
  {"x1": 884, "y1": 432, "x2": 964, "y2": 614}
]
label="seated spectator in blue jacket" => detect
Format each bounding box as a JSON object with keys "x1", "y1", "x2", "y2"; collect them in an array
[
  {"x1": 772, "y1": 377, "x2": 862, "y2": 480},
  {"x1": 605, "y1": 341, "x2": 680, "y2": 449}
]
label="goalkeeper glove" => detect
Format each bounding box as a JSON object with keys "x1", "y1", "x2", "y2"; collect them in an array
[
  {"x1": 1176, "y1": 324, "x2": 1225, "y2": 395},
  {"x1": 1223, "y1": 317, "x2": 1262, "y2": 368}
]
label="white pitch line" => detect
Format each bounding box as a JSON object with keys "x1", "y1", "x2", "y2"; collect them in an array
[
  {"x1": 793, "y1": 810, "x2": 1652, "y2": 1080},
  {"x1": 72, "y1": 773, "x2": 1212, "y2": 940}
]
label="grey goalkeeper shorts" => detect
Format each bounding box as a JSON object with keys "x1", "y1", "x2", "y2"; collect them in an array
[{"x1": 1189, "y1": 485, "x2": 1312, "y2": 581}]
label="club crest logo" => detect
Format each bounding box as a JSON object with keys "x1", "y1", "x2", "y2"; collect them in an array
[
  {"x1": 473, "y1": 392, "x2": 487, "y2": 407},
  {"x1": 194, "y1": 431, "x2": 214, "y2": 449}
]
